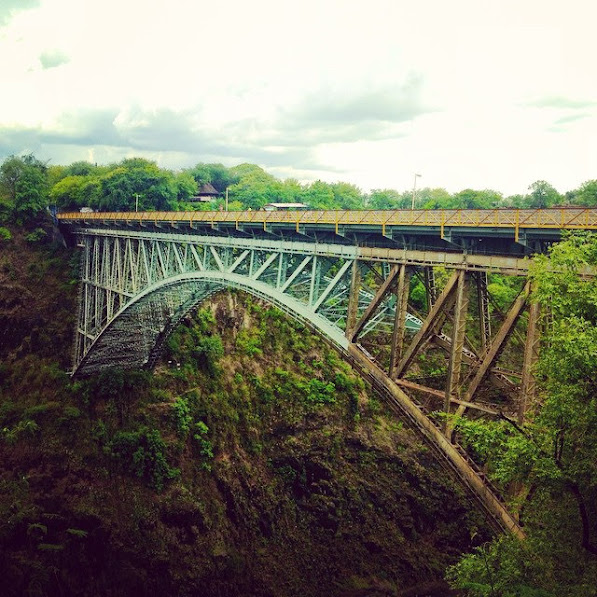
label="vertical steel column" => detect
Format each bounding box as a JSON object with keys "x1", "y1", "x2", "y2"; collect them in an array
[
  {"x1": 424, "y1": 267, "x2": 437, "y2": 311},
  {"x1": 248, "y1": 248, "x2": 255, "y2": 278},
  {"x1": 444, "y1": 270, "x2": 469, "y2": 427},
  {"x1": 519, "y1": 296, "x2": 540, "y2": 423},
  {"x1": 476, "y1": 271, "x2": 491, "y2": 352},
  {"x1": 345, "y1": 259, "x2": 361, "y2": 338},
  {"x1": 308, "y1": 255, "x2": 320, "y2": 306},
  {"x1": 389, "y1": 264, "x2": 410, "y2": 377},
  {"x1": 276, "y1": 253, "x2": 288, "y2": 289}
]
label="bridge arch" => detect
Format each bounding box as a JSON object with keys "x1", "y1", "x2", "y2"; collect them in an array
[
  {"x1": 65, "y1": 221, "x2": 532, "y2": 537},
  {"x1": 75, "y1": 271, "x2": 349, "y2": 377}
]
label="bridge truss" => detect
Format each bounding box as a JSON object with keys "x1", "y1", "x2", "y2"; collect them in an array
[{"x1": 66, "y1": 222, "x2": 543, "y2": 540}]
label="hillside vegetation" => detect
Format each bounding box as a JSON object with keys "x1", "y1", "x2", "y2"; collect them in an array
[{"x1": 0, "y1": 221, "x2": 486, "y2": 596}]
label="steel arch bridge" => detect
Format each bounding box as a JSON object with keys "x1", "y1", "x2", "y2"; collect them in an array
[
  {"x1": 71, "y1": 229, "x2": 424, "y2": 374},
  {"x1": 59, "y1": 209, "x2": 571, "y2": 542}
]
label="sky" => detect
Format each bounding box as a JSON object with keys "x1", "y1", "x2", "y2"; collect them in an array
[{"x1": 0, "y1": 0, "x2": 596, "y2": 197}]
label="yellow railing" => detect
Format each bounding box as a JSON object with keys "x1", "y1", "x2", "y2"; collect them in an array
[{"x1": 56, "y1": 208, "x2": 597, "y2": 232}]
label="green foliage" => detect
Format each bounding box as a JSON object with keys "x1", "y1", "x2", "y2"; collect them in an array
[
  {"x1": 193, "y1": 421, "x2": 214, "y2": 469},
  {"x1": 13, "y1": 151, "x2": 595, "y2": 214},
  {"x1": 527, "y1": 180, "x2": 561, "y2": 208},
  {"x1": 0, "y1": 154, "x2": 49, "y2": 221},
  {"x1": 448, "y1": 536, "x2": 556, "y2": 597},
  {"x1": 166, "y1": 309, "x2": 224, "y2": 375},
  {"x1": 188, "y1": 162, "x2": 237, "y2": 193},
  {"x1": 172, "y1": 396, "x2": 192, "y2": 437},
  {"x1": 0, "y1": 226, "x2": 12, "y2": 241},
  {"x1": 24, "y1": 227, "x2": 47, "y2": 243},
  {"x1": 107, "y1": 426, "x2": 179, "y2": 491},
  {"x1": 487, "y1": 275, "x2": 520, "y2": 312},
  {"x1": 369, "y1": 188, "x2": 405, "y2": 209},
  {"x1": 572, "y1": 180, "x2": 597, "y2": 206},
  {"x1": 235, "y1": 328, "x2": 263, "y2": 356},
  {"x1": 1, "y1": 418, "x2": 40, "y2": 443},
  {"x1": 451, "y1": 232, "x2": 597, "y2": 594}
]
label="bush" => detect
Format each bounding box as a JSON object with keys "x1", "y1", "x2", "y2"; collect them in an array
[
  {"x1": 172, "y1": 397, "x2": 192, "y2": 438},
  {"x1": 25, "y1": 227, "x2": 47, "y2": 243},
  {"x1": 107, "y1": 427, "x2": 179, "y2": 491},
  {"x1": 193, "y1": 421, "x2": 214, "y2": 470}
]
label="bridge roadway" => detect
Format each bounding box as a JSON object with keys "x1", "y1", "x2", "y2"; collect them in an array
[
  {"x1": 58, "y1": 208, "x2": 597, "y2": 541},
  {"x1": 57, "y1": 206, "x2": 597, "y2": 257}
]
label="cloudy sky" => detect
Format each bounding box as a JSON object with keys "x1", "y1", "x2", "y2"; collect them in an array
[{"x1": 1, "y1": 0, "x2": 595, "y2": 196}]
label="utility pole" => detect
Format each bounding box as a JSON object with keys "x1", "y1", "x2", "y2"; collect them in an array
[
  {"x1": 225, "y1": 188, "x2": 229, "y2": 212},
  {"x1": 411, "y1": 173, "x2": 421, "y2": 210}
]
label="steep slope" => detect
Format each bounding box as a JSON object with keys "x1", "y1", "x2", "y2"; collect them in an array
[{"x1": 0, "y1": 223, "x2": 488, "y2": 596}]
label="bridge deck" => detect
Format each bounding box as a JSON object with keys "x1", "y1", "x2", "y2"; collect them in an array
[
  {"x1": 58, "y1": 208, "x2": 597, "y2": 257},
  {"x1": 57, "y1": 207, "x2": 597, "y2": 231}
]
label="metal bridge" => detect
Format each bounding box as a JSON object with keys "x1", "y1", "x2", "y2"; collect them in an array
[{"x1": 58, "y1": 208, "x2": 592, "y2": 541}]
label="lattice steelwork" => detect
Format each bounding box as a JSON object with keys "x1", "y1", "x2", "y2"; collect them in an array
[
  {"x1": 73, "y1": 229, "x2": 421, "y2": 376},
  {"x1": 68, "y1": 222, "x2": 551, "y2": 539}
]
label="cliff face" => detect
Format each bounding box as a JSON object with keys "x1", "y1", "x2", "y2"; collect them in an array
[{"x1": 0, "y1": 224, "x2": 486, "y2": 596}]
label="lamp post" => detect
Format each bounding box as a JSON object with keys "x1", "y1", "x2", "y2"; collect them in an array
[
  {"x1": 411, "y1": 173, "x2": 422, "y2": 210},
  {"x1": 134, "y1": 193, "x2": 140, "y2": 212},
  {"x1": 225, "y1": 187, "x2": 229, "y2": 212}
]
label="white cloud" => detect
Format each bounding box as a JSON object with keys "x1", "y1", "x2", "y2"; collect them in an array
[{"x1": 0, "y1": 0, "x2": 596, "y2": 196}]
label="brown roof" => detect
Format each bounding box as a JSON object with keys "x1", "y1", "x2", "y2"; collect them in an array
[{"x1": 198, "y1": 182, "x2": 218, "y2": 196}]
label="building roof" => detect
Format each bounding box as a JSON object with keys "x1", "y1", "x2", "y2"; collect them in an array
[
  {"x1": 263, "y1": 202, "x2": 309, "y2": 209},
  {"x1": 198, "y1": 182, "x2": 218, "y2": 196}
]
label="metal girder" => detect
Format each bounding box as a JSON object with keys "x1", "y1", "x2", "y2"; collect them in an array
[
  {"x1": 444, "y1": 270, "x2": 470, "y2": 425},
  {"x1": 68, "y1": 223, "x2": 538, "y2": 541},
  {"x1": 519, "y1": 296, "x2": 540, "y2": 422},
  {"x1": 388, "y1": 265, "x2": 410, "y2": 377},
  {"x1": 345, "y1": 259, "x2": 361, "y2": 338},
  {"x1": 456, "y1": 282, "x2": 531, "y2": 413},
  {"x1": 349, "y1": 265, "x2": 400, "y2": 341},
  {"x1": 476, "y1": 271, "x2": 492, "y2": 352},
  {"x1": 394, "y1": 271, "x2": 460, "y2": 378},
  {"x1": 71, "y1": 232, "x2": 417, "y2": 375}
]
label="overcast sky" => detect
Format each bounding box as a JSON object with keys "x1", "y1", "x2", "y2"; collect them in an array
[{"x1": 1, "y1": 0, "x2": 595, "y2": 196}]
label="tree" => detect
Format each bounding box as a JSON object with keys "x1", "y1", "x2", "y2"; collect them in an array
[
  {"x1": 368, "y1": 189, "x2": 403, "y2": 210},
  {"x1": 0, "y1": 154, "x2": 49, "y2": 220},
  {"x1": 278, "y1": 178, "x2": 306, "y2": 204},
  {"x1": 174, "y1": 171, "x2": 198, "y2": 202},
  {"x1": 418, "y1": 188, "x2": 453, "y2": 209},
  {"x1": 331, "y1": 182, "x2": 364, "y2": 210},
  {"x1": 527, "y1": 180, "x2": 561, "y2": 208},
  {"x1": 452, "y1": 189, "x2": 503, "y2": 209},
  {"x1": 50, "y1": 175, "x2": 88, "y2": 209},
  {"x1": 188, "y1": 163, "x2": 237, "y2": 193},
  {"x1": 572, "y1": 180, "x2": 597, "y2": 207},
  {"x1": 226, "y1": 168, "x2": 281, "y2": 210},
  {"x1": 449, "y1": 232, "x2": 597, "y2": 595},
  {"x1": 303, "y1": 180, "x2": 336, "y2": 209},
  {"x1": 98, "y1": 160, "x2": 177, "y2": 211}
]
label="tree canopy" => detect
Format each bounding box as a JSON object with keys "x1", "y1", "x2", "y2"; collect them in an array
[
  {"x1": 2, "y1": 153, "x2": 597, "y2": 215},
  {"x1": 448, "y1": 232, "x2": 597, "y2": 596},
  {"x1": 0, "y1": 154, "x2": 49, "y2": 221}
]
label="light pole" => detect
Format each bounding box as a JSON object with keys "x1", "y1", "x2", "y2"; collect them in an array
[
  {"x1": 134, "y1": 193, "x2": 140, "y2": 212},
  {"x1": 225, "y1": 187, "x2": 229, "y2": 212},
  {"x1": 411, "y1": 173, "x2": 421, "y2": 210}
]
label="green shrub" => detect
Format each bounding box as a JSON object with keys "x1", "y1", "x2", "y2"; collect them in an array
[
  {"x1": 25, "y1": 227, "x2": 47, "y2": 243},
  {"x1": 193, "y1": 421, "x2": 214, "y2": 470},
  {"x1": 107, "y1": 427, "x2": 179, "y2": 491},
  {"x1": 172, "y1": 397, "x2": 192, "y2": 437},
  {"x1": 0, "y1": 226, "x2": 12, "y2": 241}
]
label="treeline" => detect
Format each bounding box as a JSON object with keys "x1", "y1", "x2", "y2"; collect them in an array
[{"x1": 1, "y1": 153, "x2": 597, "y2": 218}]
